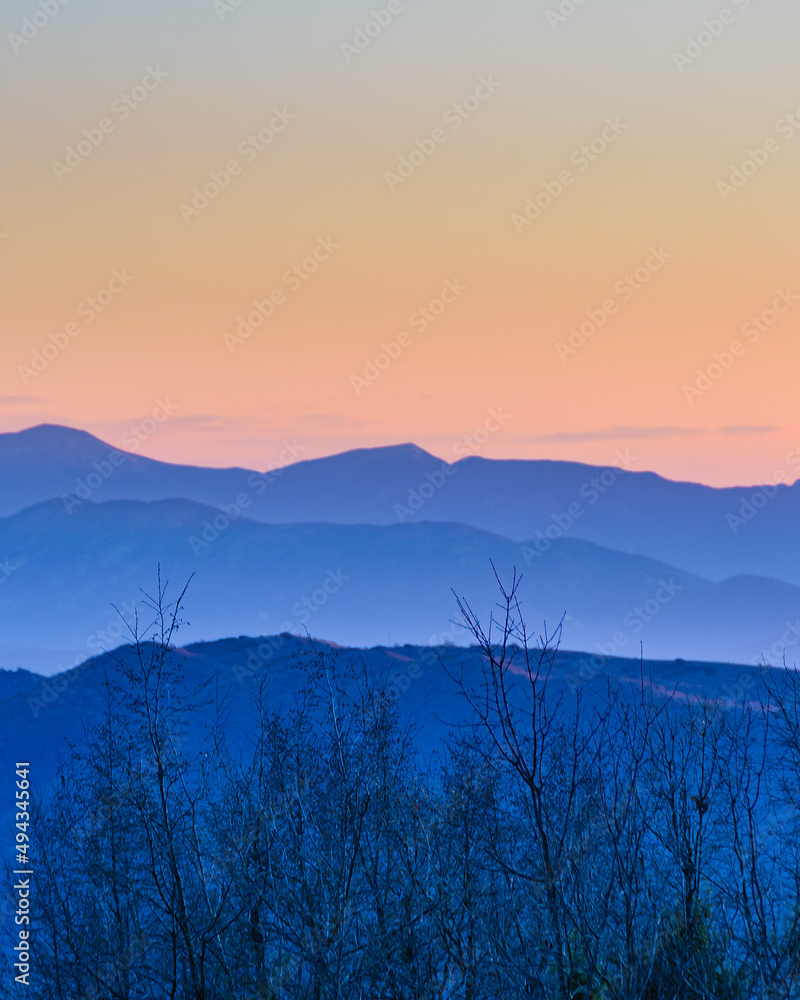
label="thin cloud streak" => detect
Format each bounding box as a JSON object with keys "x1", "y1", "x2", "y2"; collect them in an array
[{"x1": 531, "y1": 426, "x2": 780, "y2": 444}]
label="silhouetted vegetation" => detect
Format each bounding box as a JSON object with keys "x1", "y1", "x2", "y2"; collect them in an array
[{"x1": 5, "y1": 574, "x2": 800, "y2": 998}]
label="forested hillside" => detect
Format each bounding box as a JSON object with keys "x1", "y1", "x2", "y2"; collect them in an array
[{"x1": 4, "y1": 581, "x2": 799, "y2": 999}]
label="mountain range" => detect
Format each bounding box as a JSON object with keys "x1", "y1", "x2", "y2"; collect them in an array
[
  {"x1": 0, "y1": 423, "x2": 798, "y2": 670},
  {"x1": 0, "y1": 634, "x2": 775, "y2": 829},
  {"x1": 1, "y1": 424, "x2": 799, "y2": 583}
]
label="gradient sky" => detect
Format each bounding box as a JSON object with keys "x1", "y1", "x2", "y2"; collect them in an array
[{"x1": 1, "y1": 0, "x2": 798, "y2": 485}]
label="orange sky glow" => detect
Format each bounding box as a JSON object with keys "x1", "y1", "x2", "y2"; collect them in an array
[{"x1": 2, "y1": 0, "x2": 799, "y2": 486}]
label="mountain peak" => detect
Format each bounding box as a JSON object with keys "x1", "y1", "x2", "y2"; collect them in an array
[
  {"x1": 0, "y1": 424, "x2": 110, "y2": 460},
  {"x1": 18, "y1": 423, "x2": 91, "y2": 438},
  {"x1": 285, "y1": 441, "x2": 444, "y2": 478},
  {"x1": 328, "y1": 442, "x2": 438, "y2": 461}
]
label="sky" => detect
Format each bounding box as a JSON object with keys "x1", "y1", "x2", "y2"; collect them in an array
[{"x1": 1, "y1": 0, "x2": 798, "y2": 486}]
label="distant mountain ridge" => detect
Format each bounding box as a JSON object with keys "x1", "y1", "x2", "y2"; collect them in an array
[
  {"x1": 2, "y1": 424, "x2": 800, "y2": 587},
  {"x1": 0, "y1": 634, "x2": 779, "y2": 813},
  {"x1": 0, "y1": 495, "x2": 798, "y2": 670}
]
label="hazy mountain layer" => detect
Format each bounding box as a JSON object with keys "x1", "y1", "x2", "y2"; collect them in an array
[
  {"x1": 0, "y1": 634, "x2": 773, "y2": 815},
  {"x1": 1, "y1": 424, "x2": 797, "y2": 585},
  {"x1": 0, "y1": 496, "x2": 798, "y2": 670}
]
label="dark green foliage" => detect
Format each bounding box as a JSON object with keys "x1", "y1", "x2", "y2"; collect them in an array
[{"x1": 635, "y1": 902, "x2": 740, "y2": 1000}]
